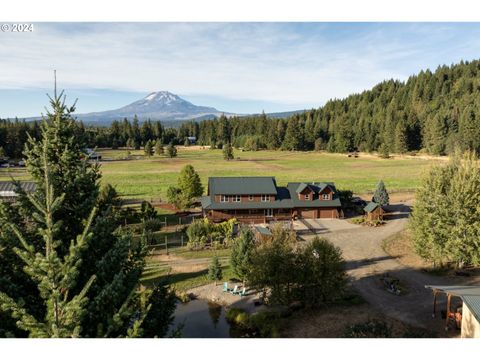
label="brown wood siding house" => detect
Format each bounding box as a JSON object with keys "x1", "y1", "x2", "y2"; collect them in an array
[
  {"x1": 200, "y1": 177, "x2": 342, "y2": 224},
  {"x1": 364, "y1": 202, "x2": 385, "y2": 221}
]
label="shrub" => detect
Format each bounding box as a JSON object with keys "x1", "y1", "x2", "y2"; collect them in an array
[
  {"x1": 140, "y1": 201, "x2": 158, "y2": 221},
  {"x1": 186, "y1": 218, "x2": 237, "y2": 250},
  {"x1": 143, "y1": 218, "x2": 163, "y2": 232},
  {"x1": 350, "y1": 217, "x2": 365, "y2": 225},
  {"x1": 248, "y1": 310, "x2": 282, "y2": 338},
  {"x1": 344, "y1": 319, "x2": 392, "y2": 338}
]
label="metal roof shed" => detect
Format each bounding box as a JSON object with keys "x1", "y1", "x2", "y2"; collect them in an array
[{"x1": 425, "y1": 285, "x2": 480, "y2": 337}]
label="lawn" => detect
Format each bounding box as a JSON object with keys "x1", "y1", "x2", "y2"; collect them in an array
[
  {"x1": 1, "y1": 148, "x2": 441, "y2": 200},
  {"x1": 98, "y1": 148, "x2": 439, "y2": 200}
]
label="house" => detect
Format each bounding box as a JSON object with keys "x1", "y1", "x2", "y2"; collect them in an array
[
  {"x1": 364, "y1": 201, "x2": 385, "y2": 221},
  {"x1": 425, "y1": 285, "x2": 480, "y2": 338},
  {"x1": 0, "y1": 181, "x2": 36, "y2": 202},
  {"x1": 186, "y1": 136, "x2": 197, "y2": 145},
  {"x1": 200, "y1": 176, "x2": 342, "y2": 224}
]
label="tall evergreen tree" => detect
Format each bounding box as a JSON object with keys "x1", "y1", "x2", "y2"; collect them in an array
[
  {"x1": 154, "y1": 139, "x2": 164, "y2": 156},
  {"x1": 372, "y1": 180, "x2": 389, "y2": 206},
  {"x1": 223, "y1": 143, "x2": 234, "y2": 160},
  {"x1": 144, "y1": 140, "x2": 153, "y2": 157},
  {"x1": 166, "y1": 142, "x2": 177, "y2": 158},
  {"x1": 230, "y1": 228, "x2": 255, "y2": 285},
  {"x1": 0, "y1": 89, "x2": 175, "y2": 338},
  {"x1": 394, "y1": 121, "x2": 408, "y2": 154}
]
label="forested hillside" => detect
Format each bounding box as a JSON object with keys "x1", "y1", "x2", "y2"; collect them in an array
[{"x1": 2, "y1": 59, "x2": 480, "y2": 158}]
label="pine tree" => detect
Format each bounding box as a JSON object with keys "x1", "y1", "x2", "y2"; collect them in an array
[
  {"x1": 177, "y1": 165, "x2": 203, "y2": 204},
  {"x1": 230, "y1": 228, "x2": 255, "y2": 285},
  {"x1": 167, "y1": 165, "x2": 203, "y2": 209},
  {"x1": 144, "y1": 140, "x2": 153, "y2": 157},
  {"x1": 0, "y1": 153, "x2": 98, "y2": 337},
  {"x1": 372, "y1": 180, "x2": 389, "y2": 206},
  {"x1": 282, "y1": 117, "x2": 304, "y2": 151},
  {"x1": 223, "y1": 143, "x2": 234, "y2": 160},
  {"x1": 378, "y1": 143, "x2": 390, "y2": 159},
  {"x1": 155, "y1": 139, "x2": 164, "y2": 156},
  {"x1": 0, "y1": 88, "x2": 175, "y2": 337},
  {"x1": 166, "y1": 142, "x2": 177, "y2": 158},
  {"x1": 208, "y1": 256, "x2": 222, "y2": 285},
  {"x1": 394, "y1": 121, "x2": 408, "y2": 154}
]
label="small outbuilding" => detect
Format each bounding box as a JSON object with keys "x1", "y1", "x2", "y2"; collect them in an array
[
  {"x1": 0, "y1": 181, "x2": 36, "y2": 202},
  {"x1": 252, "y1": 225, "x2": 272, "y2": 241},
  {"x1": 425, "y1": 285, "x2": 480, "y2": 338},
  {"x1": 363, "y1": 201, "x2": 385, "y2": 221}
]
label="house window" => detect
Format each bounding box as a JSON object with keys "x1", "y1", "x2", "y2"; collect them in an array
[
  {"x1": 264, "y1": 209, "x2": 273, "y2": 217},
  {"x1": 304, "y1": 194, "x2": 310, "y2": 200},
  {"x1": 233, "y1": 195, "x2": 241, "y2": 202},
  {"x1": 322, "y1": 194, "x2": 330, "y2": 200},
  {"x1": 220, "y1": 195, "x2": 228, "y2": 202},
  {"x1": 249, "y1": 195, "x2": 254, "y2": 201},
  {"x1": 261, "y1": 194, "x2": 270, "y2": 202}
]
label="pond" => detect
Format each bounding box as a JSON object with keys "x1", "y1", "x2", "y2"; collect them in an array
[{"x1": 171, "y1": 299, "x2": 235, "y2": 338}]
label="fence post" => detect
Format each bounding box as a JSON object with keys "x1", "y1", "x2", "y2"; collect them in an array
[
  {"x1": 164, "y1": 217, "x2": 167, "y2": 227},
  {"x1": 181, "y1": 235, "x2": 184, "y2": 247},
  {"x1": 165, "y1": 235, "x2": 169, "y2": 255}
]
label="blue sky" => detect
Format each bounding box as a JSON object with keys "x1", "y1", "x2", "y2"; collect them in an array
[{"x1": 2, "y1": 22, "x2": 480, "y2": 118}]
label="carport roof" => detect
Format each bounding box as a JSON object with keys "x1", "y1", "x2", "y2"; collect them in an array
[{"x1": 425, "y1": 285, "x2": 480, "y2": 323}]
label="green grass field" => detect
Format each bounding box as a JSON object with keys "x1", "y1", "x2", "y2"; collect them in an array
[
  {"x1": 98, "y1": 148, "x2": 441, "y2": 200},
  {"x1": 0, "y1": 148, "x2": 440, "y2": 200}
]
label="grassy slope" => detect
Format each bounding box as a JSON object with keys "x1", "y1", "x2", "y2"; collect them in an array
[{"x1": 0, "y1": 148, "x2": 439, "y2": 200}]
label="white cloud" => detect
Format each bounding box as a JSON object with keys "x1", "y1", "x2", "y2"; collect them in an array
[{"x1": 1, "y1": 23, "x2": 480, "y2": 110}]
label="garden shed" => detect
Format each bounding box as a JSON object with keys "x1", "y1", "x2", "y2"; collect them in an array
[{"x1": 363, "y1": 202, "x2": 385, "y2": 221}]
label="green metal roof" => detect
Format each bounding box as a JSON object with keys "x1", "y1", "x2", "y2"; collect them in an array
[
  {"x1": 202, "y1": 177, "x2": 342, "y2": 210},
  {"x1": 0, "y1": 181, "x2": 36, "y2": 194},
  {"x1": 254, "y1": 226, "x2": 272, "y2": 236},
  {"x1": 364, "y1": 201, "x2": 380, "y2": 213},
  {"x1": 425, "y1": 285, "x2": 480, "y2": 323},
  {"x1": 208, "y1": 177, "x2": 277, "y2": 196}
]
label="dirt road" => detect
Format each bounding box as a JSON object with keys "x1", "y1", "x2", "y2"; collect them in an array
[{"x1": 301, "y1": 204, "x2": 469, "y2": 333}]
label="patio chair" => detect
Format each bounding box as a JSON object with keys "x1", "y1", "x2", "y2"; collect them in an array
[
  {"x1": 238, "y1": 288, "x2": 247, "y2": 297},
  {"x1": 222, "y1": 282, "x2": 229, "y2": 292},
  {"x1": 232, "y1": 286, "x2": 243, "y2": 296},
  {"x1": 229, "y1": 285, "x2": 238, "y2": 294}
]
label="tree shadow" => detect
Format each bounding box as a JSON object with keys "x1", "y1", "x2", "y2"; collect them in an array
[{"x1": 345, "y1": 255, "x2": 400, "y2": 271}]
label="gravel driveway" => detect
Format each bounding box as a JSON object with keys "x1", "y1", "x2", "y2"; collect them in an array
[{"x1": 300, "y1": 203, "x2": 467, "y2": 333}]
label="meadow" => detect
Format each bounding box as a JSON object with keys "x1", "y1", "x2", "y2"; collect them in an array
[{"x1": 1, "y1": 147, "x2": 441, "y2": 200}]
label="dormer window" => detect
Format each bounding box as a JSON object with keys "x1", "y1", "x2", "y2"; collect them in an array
[
  {"x1": 304, "y1": 194, "x2": 310, "y2": 200},
  {"x1": 249, "y1": 195, "x2": 254, "y2": 201},
  {"x1": 322, "y1": 194, "x2": 330, "y2": 200},
  {"x1": 220, "y1": 195, "x2": 228, "y2": 202},
  {"x1": 233, "y1": 195, "x2": 241, "y2": 202},
  {"x1": 261, "y1": 194, "x2": 270, "y2": 202}
]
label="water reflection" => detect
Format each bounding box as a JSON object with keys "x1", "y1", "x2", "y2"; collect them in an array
[{"x1": 171, "y1": 299, "x2": 232, "y2": 338}]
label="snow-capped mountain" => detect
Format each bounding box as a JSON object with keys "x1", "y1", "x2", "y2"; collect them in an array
[{"x1": 76, "y1": 91, "x2": 234, "y2": 123}]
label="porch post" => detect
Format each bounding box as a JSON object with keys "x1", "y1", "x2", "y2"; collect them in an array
[{"x1": 445, "y1": 294, "x2": 452, "y2": 330}]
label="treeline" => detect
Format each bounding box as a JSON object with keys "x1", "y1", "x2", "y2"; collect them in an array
[{"x1": 3, "y1": 59, "x2": 480, "y2": 158}]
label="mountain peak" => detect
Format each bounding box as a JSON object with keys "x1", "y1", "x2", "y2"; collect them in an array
[
  {"x1": 77, "y1": 90, "x2": 232, "y2": 123},
  {"x1": 143, "y1": 91, "x2": 182, "y2": 104}
]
